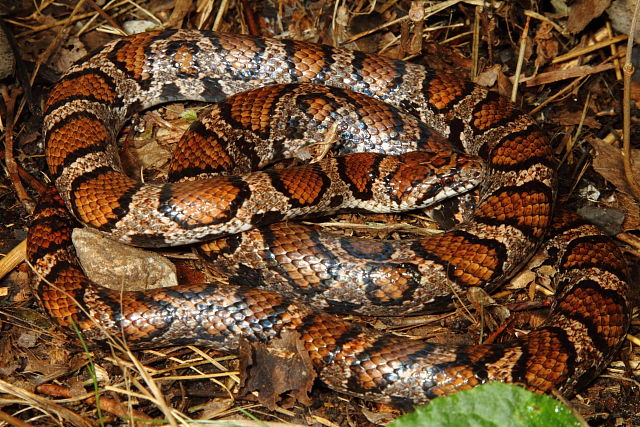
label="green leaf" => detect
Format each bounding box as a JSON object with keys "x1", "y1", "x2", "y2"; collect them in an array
[
  {"x1": 389, "y1": 383, "x2": 582, "y2": 427},
  {"x1": 179, "y1": 109, "x2": 199, "y2": 121}
]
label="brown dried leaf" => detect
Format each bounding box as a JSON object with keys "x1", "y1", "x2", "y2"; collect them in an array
[
  {"x1": 53, "y1": 36, "x2": 87, "y2": 73},
  {"x1": 239, "y1": 330, "x2": 316, "y2": 409},
  {"x1": 567, "y1": 0, "x2": 612, "y2": 34},
  {"x1": 466, "y1": 287, "x2": 503, "y2": 331},
  {"x1": 475, "y1": 64, "x2": 501, "y2": 87},
  {"x1": 548, "y1": 109, "x2": 601, "y2": 128},
  {"x1": 616, "y1": 192, "x2": 640, "y2": 230},
  {"x1": 588, "y1": 136, "x2": 640, "y2": 196},
  {"x1": 129, "y1": 138, "x2": 172, "y2": 170},
  {"x1": 497, "y1": 68, "x2": 513, "y2": 98},
  {"x1": 534, "y1": 22, "x2": 559, "y2": 67}
]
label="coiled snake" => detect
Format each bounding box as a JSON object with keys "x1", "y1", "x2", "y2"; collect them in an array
[{"x1": 27, "y1": 30, "x2": 630, "y2": 404}]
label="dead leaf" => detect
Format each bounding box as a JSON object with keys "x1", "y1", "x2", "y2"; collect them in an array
[
  {"x1": 588, "y1": 136, "x2": 640, "y2": 196},
  {"x1": 239, "y1": 330, "x2": 316, "y2": 409},
  {"x1": 198, "y1": 398, "x2": 234, "y2": 420},
  {"x1": 53, "y1": 36, "x2": 87, "y2": 73},
  {"x1": 567, "y1": 0, "x2": 612, "y2": 34},
  {"x1": 617, "y1": 192, "x2": 640, "y2": 230},
  {"x1": 475, "y1": 64, "x2": 501, "y2": 87},
  {"x1": 548, "y1": 109, "x2": 601, "y2": 128},
  {"x1": 534, "y1": 22, "x2": 559, "y2": 67},
  {"x1": 129, "y1": 138, "x2": 172, "y2": 170},
  {"x1": 361, "y1": 406, "x2": 399, "y2": 424},
  {"x1": 497, "y1": 69, "x2": 513, "y2": 98},
  {"x1": 608, "y1": 0, "x2": 640, "y2": 43}
]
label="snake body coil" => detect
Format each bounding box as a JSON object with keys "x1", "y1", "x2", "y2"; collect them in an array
[{"x1": 27, "y1": 30, "x2": 630, "y2": 404}]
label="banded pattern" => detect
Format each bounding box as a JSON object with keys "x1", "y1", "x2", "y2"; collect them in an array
[
  {"x1": 168, "y1": 83, "x2": 455, "y2": 180},
  {"x1": 27, "y1": 30, "x2": 630, "y2": 404}
]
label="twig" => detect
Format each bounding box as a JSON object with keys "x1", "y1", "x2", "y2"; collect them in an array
[
  {"x1": 0, "y1": 379, "x2": 92, "y2": 427},
  {"x1": 240, "y1": 0, "x2": 259, "y2": 36},
  {"x1": 616, "y1": 231, "x2": 640, "y2": 251},
  {"x1": 622, "y1": 0, "x2": 640, "y2": 201},
  {"x1": 0, "y1": 240, "x2": 26, "y2": 282},
  {"x1": 551, "y1": 34, "x2": 627, "y2": 64},
  {"x1": 123, "y1": 0, "x2": 161, "y2": 25},
  {"x1": 511, "y1": 15, "x2": 530, "y2": 103},
  {"x1": 12, "y1": 0, "x2": 92, "y2": 38},
  {"x1": 523, "y1": 10, "x2": 565, "y2": 35},
  {"x1": 36, "y1": 383, "x2": 157, "y2": 424},
  {"x1": 517, "y1": 63, "x2": 615, "y2": 87},
  {"x1": 0, "y1": 18, "x2": 36, "y2": 118},
  {"x1": 85, "y1": 0, "x2": 124, "y2": 33},
  {"x1": 211, "y1": 0, "x2": 229, "y2": 32},
  {"x1": 166, "y1": 0, "x2": 194, "y2": 30},
  {"x1": 343, "y1": 0, "x2": 500, "y2": 45},
  {"x1": 471, "y1": 5, "x2": 481, "y2": 79},
  {"x1": 1, "y1": 86, "x2": 33, "y2": 211},
  {"x1": 29, "y1": 0, "x2": 87, "y2": 95},
  {"x1": 482, "y1": 317, "x2": 513, "y2": 345},
  {"x1": 606, "y1": 22, "x2": 623, "y2": 80},
  {"x1": 0, "y1": 409, "x2": 34, "y2": 427},
  {"x1": 570, "y1": 92, "x2": 592, "y2": 152},
  {"x1": 529, "y1": 75, "x2": 587, "y2": 115}
]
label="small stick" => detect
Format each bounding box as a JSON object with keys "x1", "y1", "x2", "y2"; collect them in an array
[
  {"x1": 622, "y1": 0, "x2": 640, "y2": 200},
  {"x1": 518, "y1": 62, "x2": 615, "y2": 87},
  {"x1": 85, "y1": 0, "x2": 124, "y2": 33},
  {"x1": 616, "y1": 232, "x2": 640, "y2": 251},
  {"x1": 0, "y1": 240, "x2": 26, "y2": 282},
  {"x1": 524, "y1": 10, "x2": 565, "y2": 35},
  {"x1": 606, "y1": 22, "x2": 623, "y2": 80},
  {"x1": 211, "y1": 0, "x2": 229, "y2": 32},
  {"x1": 36, "y1": 384, "x2": 156, "y2": 424},
  {"x1": 1, "y1": 86, "x2": 32, "y2": 210},
  {"x1": 0, "y1": 379, "x2": 92, "y2": 427},
  {"x1": 471, "y1": 5, "x2": 481, "y2": 79},
  {"x1": 551, "y1": 34, "x2": 627, "y2": 64},
  {"x1": 529, "y1": 75, "x2": 587, "y2": 115},
  {"x1": 343, "y1": 0, "x2": 487, "y2": 45},
  {"x1": 511, "y1": 15, "x2": 530, "y2": 103},
  {"x1": 0, "y1": 410, "x2": 33, "y2": 427},
  {"x1": 240, "y1": 0, "x2": 259, "y2": 36}
]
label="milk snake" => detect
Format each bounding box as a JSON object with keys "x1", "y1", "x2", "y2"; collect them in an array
[{"x1": 27, "y1": 30, "x2": 630, "y2": 404}]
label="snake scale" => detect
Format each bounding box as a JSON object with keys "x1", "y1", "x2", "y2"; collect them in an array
[{"x1": 27, "y1": 29, "x2": 630, "y2": 405}]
